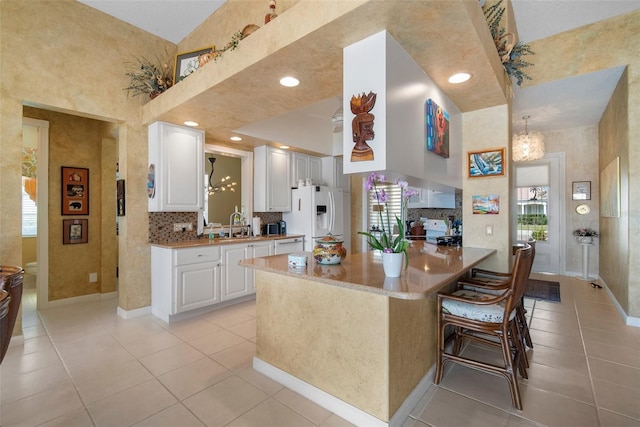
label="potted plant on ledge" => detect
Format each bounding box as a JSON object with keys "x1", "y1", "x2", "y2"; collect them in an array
[{"x1": 573, "y1": 228, "x2": 599, "y2": 244}]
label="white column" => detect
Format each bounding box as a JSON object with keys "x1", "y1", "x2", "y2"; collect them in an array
[{"x1": 578, "y1": 242, "x2": 596, "y2": 281}]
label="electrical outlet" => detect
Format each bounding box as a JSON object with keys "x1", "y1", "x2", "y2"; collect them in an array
[
  {"x1": 486, "y1": 225, "x2": 493, "y2": 236},
  {"x1": 173, "y1": 223, "x2": 193, "y2": 232},
  {"x1": 89, "y1": 272, "x2": 98, "y2": 282}
]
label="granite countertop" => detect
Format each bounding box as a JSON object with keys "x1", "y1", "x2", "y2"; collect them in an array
[
  {"x1": 240, "y1": 241, "x2": 496, "y2": 300},
  {"x1": 150, "y1": 234, "x2": 305, "y2": 249}
]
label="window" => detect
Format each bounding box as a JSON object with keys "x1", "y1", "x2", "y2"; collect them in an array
[
  {"x1": 516, "y1": 186, "x2": 548, "y2": 241},
  {"x1": 367, "y1": 182, "x2": 402, "y2": 234},
  {"x1": 22, "y1": 177, "x2": 37, "y2": 236}
]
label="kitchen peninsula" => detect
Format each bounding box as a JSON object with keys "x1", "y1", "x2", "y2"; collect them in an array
[{"x1": 240, "y1": 242, "x2": 495, "y2": 426}]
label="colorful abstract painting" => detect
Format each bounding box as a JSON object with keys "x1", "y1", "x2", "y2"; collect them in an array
[
  {"x1": 468, "y1": 148, "x2": 505, "y2": 178},
  {"x1": 472, "y1": 195, "x2": 500, "y2": 214},
  {"x1": 426, "y1": 99, "x2": 449, "y2": 158}
]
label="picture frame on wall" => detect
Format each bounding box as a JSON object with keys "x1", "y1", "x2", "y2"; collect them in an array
[
  {"x1": 117, "y1": 179, "x2": 125, "y2": 216},
  {"x1": 425, "y1": 99, "x2": 450, "y2": 158},
  {"x1": 472, "y1": 195, "x2": 500, "y2": 214},
  {"x1": 61, "y1": 166, "x2": 89, "y2": 215},
  {"x1": 468, "y1": 148, "x2": 505, "y2": 178},
  {"x1": 572, "y1": 181, "x2": 591, "y2": 200},
  {"x1": 174, "y1": 47, "x2": 214, "y2": 83},
  {"x1": 63, "y1": 219, "x2": 88, "y2": 244}
]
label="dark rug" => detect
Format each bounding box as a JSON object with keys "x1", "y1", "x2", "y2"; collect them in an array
[{"x1": 525, "y1": 279, "x2": 561, "y2": 302}]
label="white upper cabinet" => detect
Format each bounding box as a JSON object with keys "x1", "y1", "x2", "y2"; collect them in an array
[
  {"x1": 254, "y1": 145, "x2": 291, "y2": 212},
  {"x1": 322, "y1": 156, "x2": 350, "y2": 192},
  {"x1": 292, "y1": 153, "x2": 323, "y2": 186},
  {"x1": 407, "y1": 187, "x2": 455, "y2": 209},
  {"x1": 148, "y1": 121, "x2": 204, "y2": 212}
]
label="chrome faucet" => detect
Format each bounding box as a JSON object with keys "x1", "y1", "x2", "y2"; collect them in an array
[{"x1": 229, "y1": 209, "x2": 242, "y2": 238}]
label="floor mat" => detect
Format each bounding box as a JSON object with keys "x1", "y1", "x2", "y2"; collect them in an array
[{"x1": 525, "y1": 279, "x2": 561, "y2": 302}]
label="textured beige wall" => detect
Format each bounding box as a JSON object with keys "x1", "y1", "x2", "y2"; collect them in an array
[
  {"x1": 599, "y1": 71, "x2": 630, "y2": 313},
  {"x1": 542, "y1": 127, "x2": 599, "y2": 274},
  {"x1": 462, "y1": 105, "x2": 512, "y2": 273},
  {"x1": 1, "y1": 1, "x2": 174, "y2": 311},
  {"x1": 255, "y1": 270, "x2": 433, "y2": 421},
  {"x1": 527, "y1": 10, "x2": 639, "y2": 318},
  {"x1": 22, "y1": 238, "x2": 37, "y2": 266},
  {"x1": 23, "y1": 107, "x2": 116, "y2": 300}
]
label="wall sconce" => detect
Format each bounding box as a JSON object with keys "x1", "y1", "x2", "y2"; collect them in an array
[{"x1": 512, "y1": 115, "x2": 545, "y2": 162}]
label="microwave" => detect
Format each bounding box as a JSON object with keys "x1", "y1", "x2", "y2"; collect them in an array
[{"x1": 264, "y1": 223, "x2": 280, "y2": 236}]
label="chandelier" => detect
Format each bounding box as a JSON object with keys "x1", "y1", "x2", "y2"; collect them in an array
[
  {"x1": 207, "y1": 157, "x2": 237, "y2": 196},
  {"x1": 512, "y1": 116, "x2": 545, "y2": 162}
]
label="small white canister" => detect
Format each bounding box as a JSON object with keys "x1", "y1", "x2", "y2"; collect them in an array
[{"x1": 288, "y1": 253, "x2": 307, "y2": 269}]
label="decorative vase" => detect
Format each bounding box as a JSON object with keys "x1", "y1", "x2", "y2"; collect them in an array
[
  {"x1": 382, "y1": 252, "x2": 403, "y2": 277},
  {"x1": 313, "y1": 235, "x2": 347, "y2": 265},
  {"x1": 577, "y1": 236, "x2": 593, "y2": 244}
]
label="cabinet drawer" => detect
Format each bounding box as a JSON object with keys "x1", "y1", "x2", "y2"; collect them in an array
[{"x1": 175, "y1": 246, "x2": 221, "y2": 265}]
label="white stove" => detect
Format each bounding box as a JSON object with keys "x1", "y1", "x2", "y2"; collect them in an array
[{"x1": 422, "y1": 218, "x2": 448, "y2": 244}]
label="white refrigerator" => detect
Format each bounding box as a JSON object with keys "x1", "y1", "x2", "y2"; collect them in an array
[{"x1": 283, "y1": 186, "x2": 344, "y2": 251}]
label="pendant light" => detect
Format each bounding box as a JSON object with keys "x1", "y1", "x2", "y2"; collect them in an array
[
  {"x1": 512, "y1": 116, "x2": 545, "y2": 162},
  {"x1": 207, "y1": 157, "x2": 237, "y2": 195}
]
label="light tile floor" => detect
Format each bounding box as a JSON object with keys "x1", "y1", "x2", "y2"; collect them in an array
[{"x1": 1, "y1": 273, "x2": 639, "y2": 426}]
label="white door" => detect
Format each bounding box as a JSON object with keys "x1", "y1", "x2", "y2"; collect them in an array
[{"x1": 513, "y1": 153, "x2": 565, "y2": 274}]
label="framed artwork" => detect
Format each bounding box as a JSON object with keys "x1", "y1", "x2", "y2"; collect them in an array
[
  {"x1": 601, "y1": 157, "x2": 620, "y2": 218},
  {"x1": 117, "y1": 179, "x2": 125, "y2": 216},
  {"x1": 468, "y1": 148, "x2": 505, "y2": 178},
  {"x1": 425, "y1": 99, "x2": 449, "y2": 158},
  {"x1": 63, "y1": 219, "x2": 88, "y2": 244},
  {"x1": 174, "y1": 47, "x2": 214, "y2": 82},
  {"x1": 472, "y1": 195, "x2": 500, "y2": 214},
  {"x1": 572, "y1": 181, "x2": 591, "y2": 200},
  {"x1": 61, "y1": 167, "x2": 89, "y2": 215}
]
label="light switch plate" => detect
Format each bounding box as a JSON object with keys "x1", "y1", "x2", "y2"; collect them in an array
[{"x1": 486, "y1": 225, "x2": 493, "y2": 236}]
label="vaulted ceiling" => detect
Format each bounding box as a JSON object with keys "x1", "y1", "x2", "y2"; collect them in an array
[{"x1": 79, "y1": 0, "x2": 640, "y2": 152}]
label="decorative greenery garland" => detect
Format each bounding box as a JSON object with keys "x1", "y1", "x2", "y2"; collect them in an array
[
  {"x1": 124, "y1": 27, "x2": 252, "y2": 99},
  {"x1": 483, "y1": 0, "x2": 534, "y2": 87}
]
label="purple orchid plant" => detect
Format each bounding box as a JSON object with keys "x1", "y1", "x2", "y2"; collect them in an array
[{"x1": 358, "y1": 172, "x2": 419, "y2": 268}]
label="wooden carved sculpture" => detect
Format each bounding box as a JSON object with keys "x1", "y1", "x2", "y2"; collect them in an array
[{"x1": 350, "y1": 91, "x2": 377, "y2": 162}]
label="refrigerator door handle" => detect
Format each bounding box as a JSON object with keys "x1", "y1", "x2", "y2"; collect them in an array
[
  {"x1": 328, "y1": 191, "x2": 335, "y2": 233},
  {"x1": 298, "y1": 197, "x2": 301, "y2": 211}
]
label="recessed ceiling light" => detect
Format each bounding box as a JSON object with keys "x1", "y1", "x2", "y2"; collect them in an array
[
  {"x1": 448, "y1": 73, "x2": 471, "y2": 84},
  {"x1": 184, "y1": 121, "x2": 199, "y2": 127},
  {"x1": 279, "y1": 76, "x2": 299, "y2": 87},
  {"x1": 280, "y1": 145, "x2": 290, "y2": 150},
  {"x1": 230, "y1": 136, "x2": 242, "y2": 141}
]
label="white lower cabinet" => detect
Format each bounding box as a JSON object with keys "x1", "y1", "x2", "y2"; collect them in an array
[
  {"x1": 151, "y1": 245, "x2": 221, "y2": 322},
  {"x1": 176, "y1": 262, "x2": 221, "y2": 313},
  {"x1": 221, "y1": 241, "x2": 273, "y2": 300},
  {"x1": 151, "y1": 240, "x2": 274, "y2": 322}
]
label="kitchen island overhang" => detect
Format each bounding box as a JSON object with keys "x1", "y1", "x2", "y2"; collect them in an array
[{"x1": 240, "y1": 243, "x2": 495, "y2": 426}]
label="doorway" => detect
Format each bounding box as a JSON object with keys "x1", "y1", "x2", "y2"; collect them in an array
[
  {"x1": 22, "y1": 118, "x2": 50, "y2": 309},
  {"x1": 513, "y1": 153, "x2": 565, "y2": 274}
]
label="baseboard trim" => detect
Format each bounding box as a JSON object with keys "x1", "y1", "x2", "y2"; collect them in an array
[
  {"x1": 599, "y1": 276, "x2": 640, "y2": 328},
  {"x1": 117, "y1": 305, "x2": 152, "y2": 319},
  {"x1": 253, "y1": 357, "x2": 435, "y2": 427},
  {"x1": 45, "y1": 292, "x2": 109, "y2": 308}
]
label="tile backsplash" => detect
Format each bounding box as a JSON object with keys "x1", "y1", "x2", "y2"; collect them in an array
[
  {"x1": 149, "y1": 211, "x2": 283, "y2": 243},
  {"x1": 149, "y1": 212, "x2": 198, "y2": 243}
]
